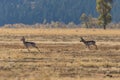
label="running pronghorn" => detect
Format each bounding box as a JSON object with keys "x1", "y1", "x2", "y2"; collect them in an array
[
  {"x1": 80, "y1": 37, "x2": 98, "y2": 50},
  {"x1": 21, "y1": 36, "x2": 40, "y2": 52}
]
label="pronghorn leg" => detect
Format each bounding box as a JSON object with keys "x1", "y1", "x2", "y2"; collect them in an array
[
  {"x1": 35, "y1": 46, "x2": 40, "y2": 52},
  {"x1": 87, "y1": 45, "x2": 90, "y2": 49},
  {"x1": 26, "y1": 46, "x2": 30, "y2": 52},
  {"x1": 94, "y1": 44, "x2": 98, "y2": 50},
  {"x1": 27, "y1": 48, "x2": 30, "y2": 52}
]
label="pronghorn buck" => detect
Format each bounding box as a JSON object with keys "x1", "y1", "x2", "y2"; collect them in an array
[
  {"x1": 80, "y1": 37, "x2": 98, "y2": 50},
  {"x1": 21, "y1": 36, "x2": 40, "y2": 52}
]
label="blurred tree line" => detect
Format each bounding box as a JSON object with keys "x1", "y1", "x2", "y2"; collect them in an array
[
  {"x1": 0, "y1": 0, "x2": 117, "y2": 29},
  {"x1": 0, "y1": 0, "x2": 97, "y2": 26}
]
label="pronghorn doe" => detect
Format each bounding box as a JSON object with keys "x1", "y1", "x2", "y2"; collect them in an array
[
  {"x1": 80, "y1": 37, "x2": 98, "y2": 49},
  {"x1": 21, "y1": 36, "x2": 40, "y2": 52}
]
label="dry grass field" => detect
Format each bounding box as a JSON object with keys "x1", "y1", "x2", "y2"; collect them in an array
[{"x1": 0, "y1": 28, "x2": 120, "y2": 80}]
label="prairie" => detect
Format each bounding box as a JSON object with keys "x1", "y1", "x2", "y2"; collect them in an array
[{"x1": 0, "y1": 28, "x2": 120, "y2": 80}]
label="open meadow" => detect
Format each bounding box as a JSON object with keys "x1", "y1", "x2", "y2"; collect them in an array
[{"x1": 0, "y1": 28, "x2": 120, "y2": 80}]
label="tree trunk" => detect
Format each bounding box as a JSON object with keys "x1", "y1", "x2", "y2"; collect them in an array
[
  {"x1": 85, "y1": 22, "x2": 89, "y2": 28},
  {"x1": 103, "y1": 24, "x2": 106, "y2": 30}
]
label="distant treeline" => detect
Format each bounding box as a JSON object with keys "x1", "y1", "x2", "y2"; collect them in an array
[{"x1": 0, "y1": 0, "x2": 119, "y2": 26}]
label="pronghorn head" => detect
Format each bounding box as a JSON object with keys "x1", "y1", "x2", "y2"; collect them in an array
[
  {"x1": 21, "y1": 36, "x2": 25, "y2": 41},
  {"x1": 80, "y1": 37, "x2": 84, "y2": 42}
]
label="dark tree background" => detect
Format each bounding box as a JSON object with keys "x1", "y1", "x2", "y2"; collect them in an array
[{"x1": 0, "y1": 0, "x2": 119, "y2": 26}]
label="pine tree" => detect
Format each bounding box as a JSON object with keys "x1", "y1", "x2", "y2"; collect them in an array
[
  {"x1": 80, "y1": 13, "x2": 89, "y2": 28},
  {"x1": 96, "y1": 0, "x2": 113, "y2": 29}
]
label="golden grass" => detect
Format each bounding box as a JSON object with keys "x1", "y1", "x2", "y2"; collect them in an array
[
  {"x1": 0, "y1": 28, "x2": 120, "y2": 80},
  {"x1": 0, "y1": 28, "x2": 120, "y2": 36},
  {"x1": 51, "y1": 77, "x2": 120, "y2": 80}
]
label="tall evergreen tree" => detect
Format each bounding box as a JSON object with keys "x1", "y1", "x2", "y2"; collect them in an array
[{"x1": 96, "y1": 0, "x2": 113, "y2": 29}]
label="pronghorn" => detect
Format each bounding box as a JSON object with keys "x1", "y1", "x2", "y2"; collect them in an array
[
  {"x1": 21, "y1": 36, "x2": 40, "y2": 52},
  {"x1": 80, "y1": 37, "x2": 98, "y2": 49}
]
